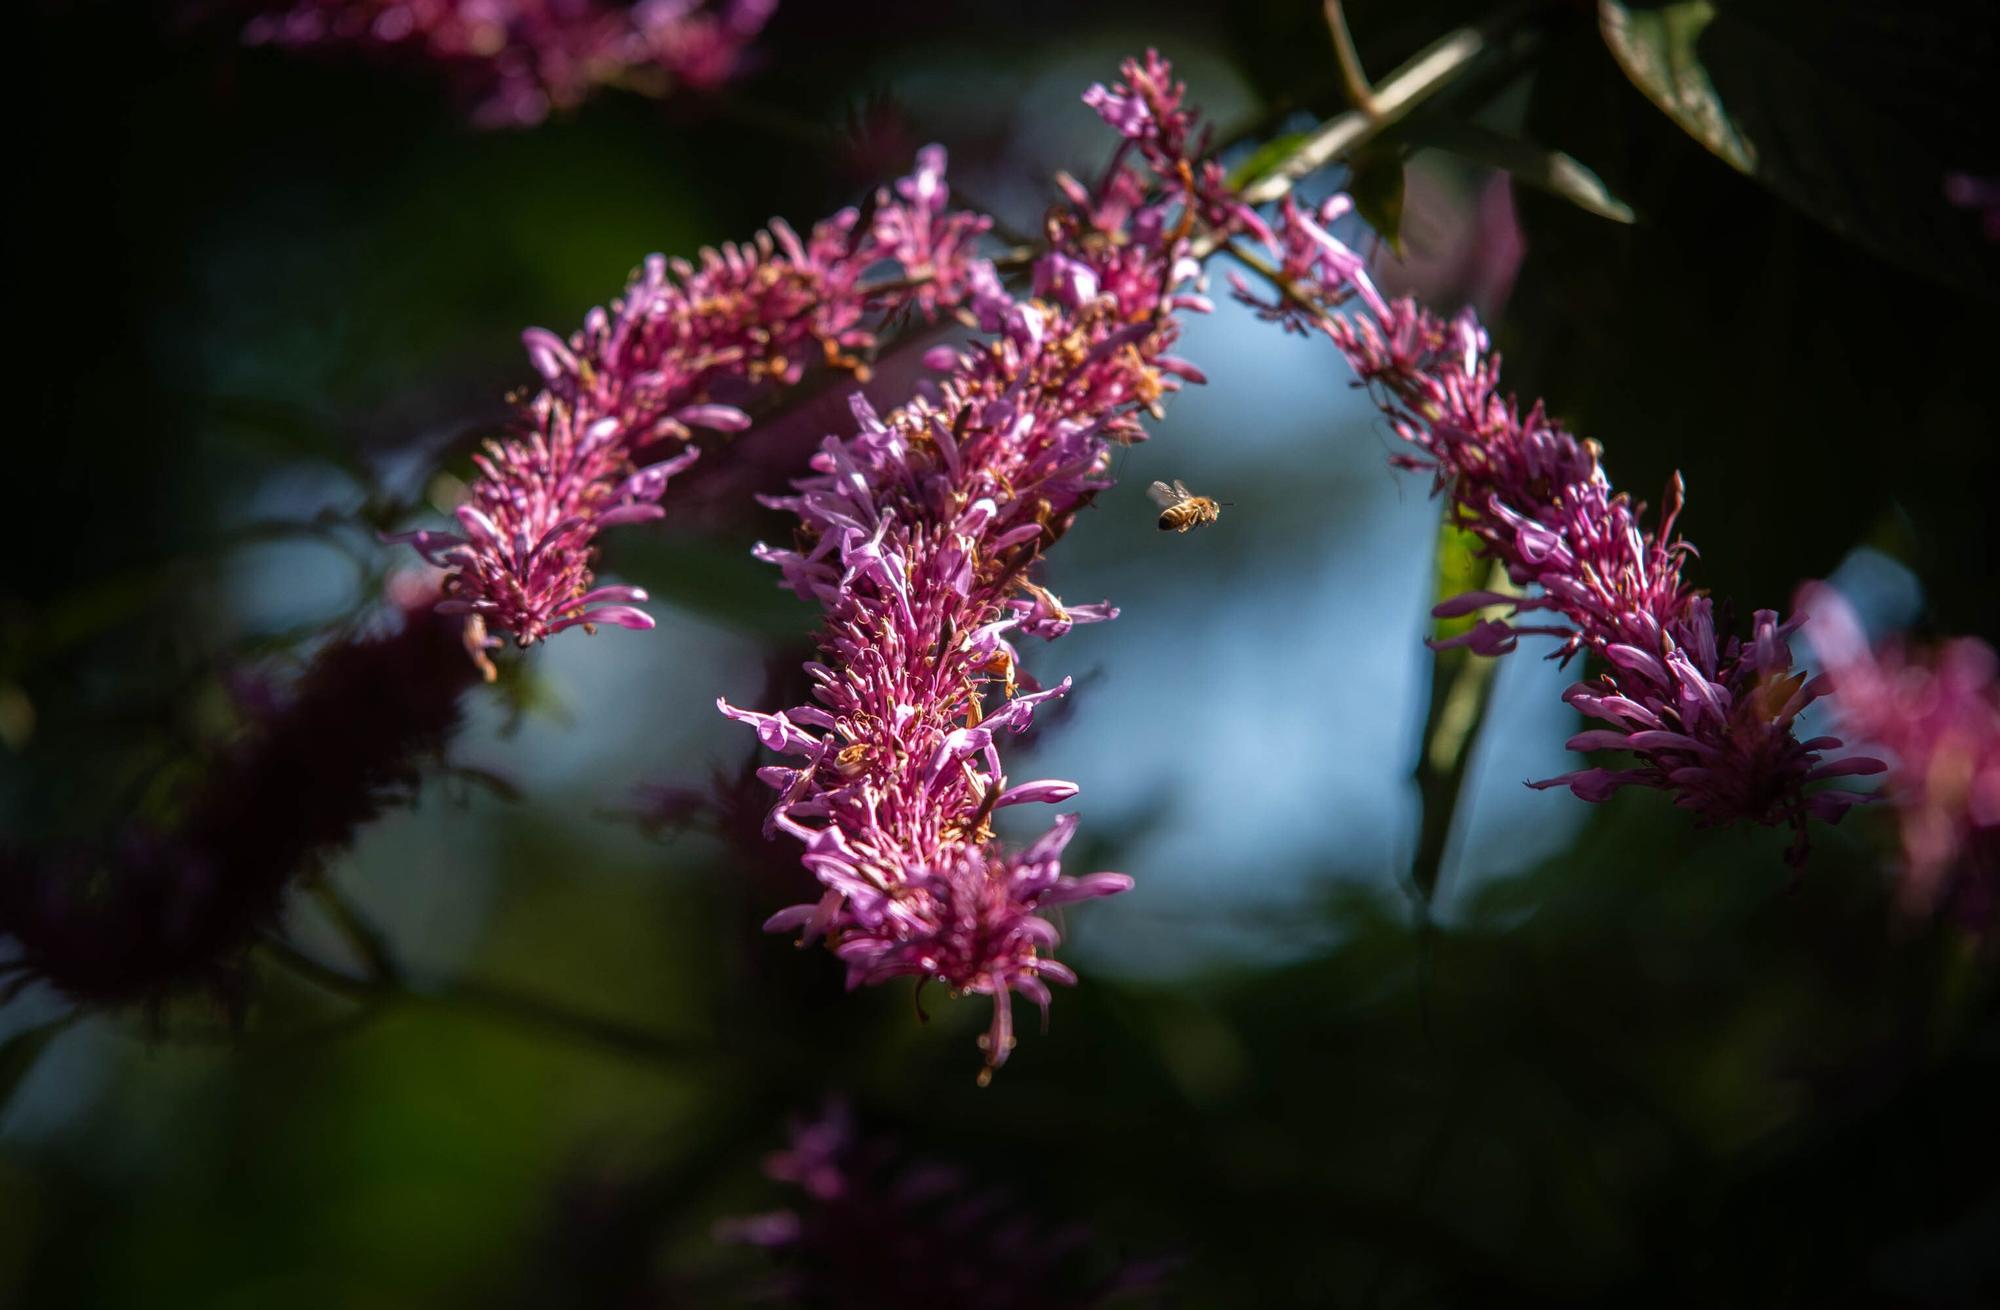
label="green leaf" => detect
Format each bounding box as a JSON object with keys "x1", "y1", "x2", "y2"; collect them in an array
[
  {"x1": 1598, "y1": 2, "x2": 1754, "y2": 172},
  {"x1": 1596, "y1": 0, "x2": 1997, "y2": 293},
  {"x1": 1226, "y1": 130, "x2": 1314, "y2": 191},
  {"x1": 1419, "y1": 119, "x2": 1636, "y2": 224},
  {"x1": 1347, "y1": 147, "x2": 1407, "y2": 255},
  {"x1": 0, "y1": 1015, "x2": 73, "y2": 1112}
]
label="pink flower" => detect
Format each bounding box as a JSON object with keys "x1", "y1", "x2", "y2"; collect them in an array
[
  {"x1": 390, "y1": 150, "x2": 992, "y2": 647},
  {"x1": 0, "y1": 582, "x2": 482, "y2": 1008},
  {"x1": 1241, "y1": 199, "x2": 1880, "y2": 861},
  {"x1": 1801, "y1": 584, "x2": 2000, "y2": 922},
  {"x1": 725, "y1": 53, "x2": 1245, "y2": 1077},
  {"x1": 1083, "y1": 50, "x2": 1271, "y2": 246},
  {"x1": 716, "y1": 1103, "x2": 1174, "y2": 1305}
]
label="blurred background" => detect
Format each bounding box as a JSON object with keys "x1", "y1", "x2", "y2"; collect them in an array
[{"x1": 7, "y1": 0, "x2": 2000, "y2": 1304}]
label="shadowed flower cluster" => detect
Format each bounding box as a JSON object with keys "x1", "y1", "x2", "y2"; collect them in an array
[
  {"x1": 0, "y1": 582, "x2": 481, "y2": 1009},
  {"x1": 716, "y1": 1103, "x2": 1170, "y2": 1308},
  {"x1": 723, "y1": 52, "x2": 1241, "y2": 1076},
  {"x1": 241, "y1": 0, "x2": 777, "y2": 126},
  {"x1": 1237, "y1": 197, "x2": 1881, "y2": 861},
  {"x1": 1802, "y1": 585, "x2": 2000, "y2": 923},
  {"x1": 391, "y1": 148, "x2": 991, "y2": 648}
]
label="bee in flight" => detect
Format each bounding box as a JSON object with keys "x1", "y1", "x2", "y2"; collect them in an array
[{"x1": 1148, "y1": 479, "x2": 1225, "y2": 533}]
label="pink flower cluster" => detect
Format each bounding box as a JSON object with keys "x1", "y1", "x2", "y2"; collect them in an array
[
  {"x1": 242, "y1": 0, "x2": 777, "y2": 126},
  {"x1": 1238, "y1": 198, "x2": 1881, "y2": 860},
  {"x1": 1802, "y1": 585, "x2": 2000, "y2": 922},
  {"x1": 723, "y1": 53, "x2": 1239, "y2": 1076},
  {"x1": 391, "y1": 148, "x2": 991, "y2": 647},
  {"x1": 1080, "y1": 49, "x2": 1271, "y2": 246}
]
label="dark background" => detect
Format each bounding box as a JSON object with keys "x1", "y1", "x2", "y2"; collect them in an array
[{"x1": 6, "y1": 1, "x2": 1999, "y2": 1304}]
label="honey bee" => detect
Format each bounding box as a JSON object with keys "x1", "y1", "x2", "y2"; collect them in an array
[{"x1": 1147, "y1": 479, "x2": 1225, "y2": 533}]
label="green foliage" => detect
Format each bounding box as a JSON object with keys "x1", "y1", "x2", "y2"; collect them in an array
[
  {"x1": 1227, "y1": 129, "x2": 1316, "y2": 190},
  {"x1": 1429, "y1": 520, "x2": 1489, "y2": 642},
  {"x1": 1598, "y1": 1, "x2": 1754, "y2": 171},
  {"x1": 1598, "y1": 0, "x2": 1998, "y2": 293},
  {"x1": 1502, "y1": 12, "x2": 1999, "y2": 635}
]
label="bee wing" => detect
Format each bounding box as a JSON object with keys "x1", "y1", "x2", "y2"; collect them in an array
[
  {"x1": 1172, "y1": 479, "x2": 1193, "y2": 499},
  {"x1": 1146, "y1": 480, "x2": 1184, "y2": 507}
]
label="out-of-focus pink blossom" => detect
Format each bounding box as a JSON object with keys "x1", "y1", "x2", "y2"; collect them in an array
[
  {"x1": 715, "y1": 1103, "x2": 1174, "y2": 1306},
  {"x1": 0, "y1": 582, "x2": 481, "y2": 1008},
  {"x1": 725, "y1": 52, "x2": 1248, "y2": 1076},
  {"x1": 1801, "y1": 585, "x2": 2000, "y2": 922},
  {"x1": 241, "y1": 0, "x2": 777, "y2": 126},
  {"x1": 1373, "y1": 167, "x2": 1525, "y2": 320},
  {"x1": 1944, "y1": 172, "x2": 2000, "y2": 243},
  {"x1": 390, "y1": 148, "x2": 991, "y2": 647},
  {"x1": 1237, "y1": 197, "x2": 1880, "y2": 861}
]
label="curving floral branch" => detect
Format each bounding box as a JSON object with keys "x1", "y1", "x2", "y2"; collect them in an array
[
  {"x1": 719, "y1": 53, "x2": 1255, "y2": 1077},
  {"x1": 389, "y1": 147, "x2": 991, "y2": 651},
  {"x1": 1233, "y1": 197, "x2": 1883, "y2": 862}
]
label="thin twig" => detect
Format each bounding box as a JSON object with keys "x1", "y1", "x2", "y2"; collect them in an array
[
  {"x1": 1224, "y1": 241, "x2": 1310, "y2": 305},
  {"x1": 309, "y1": 880, "x2": 401, "y2": 985},
  {"x1": 1237, "y1": 3, "x2": 1546, "y2": 210},
  {"x1": 258, "y1": 936, "x2": 712, "y2": 1067},
  {"x1": 1325, "y1": 1, "x2": 1382, "y2": 117}
]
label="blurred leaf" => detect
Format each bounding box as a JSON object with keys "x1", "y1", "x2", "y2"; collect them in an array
[
  {"x1": 1226, "y1": 130, "x2": 1314, "y2": 190},
  {"x1": 1597, "y1": 0, "x2": 1998, "y2": 293},
  {"x1": 1430, "y1": 520, "x2": 1489, "y2": 642},
  {"x1": 0, "y1": 1016, "x2": 73, "y2": 1112},
  {"x1": 1347, "y1": 146, "x2": 1408, "y2": 254},
  {"x1": 1420, "y1": 118, "x2": 1636, "y2": 224}
]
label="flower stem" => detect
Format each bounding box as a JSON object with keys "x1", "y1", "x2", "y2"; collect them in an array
[
  {"x1": 1227, "y1": 234, "x2": 1508, "y2": 909},
  {"x1": 1410, "y1": 645, "x2": 1497, "y2": 906},
  {"x1": 1324, "y1": 1, "x2": 1382, "y2": 118}
]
